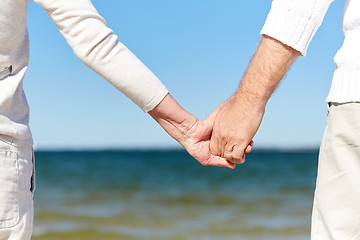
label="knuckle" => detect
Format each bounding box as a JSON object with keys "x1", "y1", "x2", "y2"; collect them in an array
[
  {"x1": 232, "y1": 156, "x2": 243, "y2": 164},
  {"x1": 219, "y1": 134, "x2": 228, "y2": 141},
  {"x1": 227, "y1": 158, "x2": 236, "y2": 164}
]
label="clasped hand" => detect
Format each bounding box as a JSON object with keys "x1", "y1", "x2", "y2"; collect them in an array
[
  {"x1": 149, "y1": 94, "x2": 263, "y2": 169},
  {"x1": 180, "y1": 93, "x2": 263, "y2": 169},
  {"x1": 208, "y1": 94, "x2": 264, "y2": 166}
]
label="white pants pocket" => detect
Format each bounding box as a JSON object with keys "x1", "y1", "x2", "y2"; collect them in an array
[{"x1": 0, "y1": 149, "x2": 19, "y2": 228}]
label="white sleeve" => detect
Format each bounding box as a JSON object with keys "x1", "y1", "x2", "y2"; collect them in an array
[
  {"x1": 261, "y1": 0, "x2": 334, "y2": 56},
  {"x1": 33, "y1": 0, "x2": 168, "y2": 112}
]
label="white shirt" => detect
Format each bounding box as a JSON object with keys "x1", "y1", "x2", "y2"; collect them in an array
[
  {"x1": 0, "y1": 0, "x2": 169, "y2": 146},
  {"x1": 261, "y1": 0, "x2": 360, "y2": 103}
]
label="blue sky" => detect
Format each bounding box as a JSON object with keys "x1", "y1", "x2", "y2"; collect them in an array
[{"x1": 26, "y1": 0, "x2": 345, "y2": 150}]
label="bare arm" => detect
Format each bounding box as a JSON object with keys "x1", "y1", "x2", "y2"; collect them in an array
[{"x1": 210, "y1": 35, "x2": 300, "y2": 163}]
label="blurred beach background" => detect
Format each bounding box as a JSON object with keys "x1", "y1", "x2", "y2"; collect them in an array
[
  {"x1": 25, "y1": 0, "x2": 345, "y2": 239},
  {"x1": 31, "y1": 150, "x2": 318, "y2": 240}
]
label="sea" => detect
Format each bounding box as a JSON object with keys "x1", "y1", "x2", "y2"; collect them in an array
[{"x1": 31, "y1": 149, "x2": 319, "y2": 240}]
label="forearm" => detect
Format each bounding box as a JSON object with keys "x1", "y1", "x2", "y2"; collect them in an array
[
  {"x1": 148, "y1": 94, "x2": 197, "y2": 146},
  {"x1": 234, "y1": 35, "x2": 300, "y2": 110}
]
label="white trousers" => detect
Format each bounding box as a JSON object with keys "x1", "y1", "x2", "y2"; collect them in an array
[
  {"x1": 0, "y1": 140, "x2": 34, "y2": 240},
  {"x1": 312, "y1": 103, "x2": 360, "y2": 239}
]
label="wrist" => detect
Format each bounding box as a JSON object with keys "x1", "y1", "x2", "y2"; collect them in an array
[
  {"x1": 232, "y1": 35, "x2": 299, "y2": 113},
  {"x1": 232, "y1": 90, "x2": 266, "y2": 114},
  {"x1": 149, "y1": 94, "x2": 198, "y2": 145}
]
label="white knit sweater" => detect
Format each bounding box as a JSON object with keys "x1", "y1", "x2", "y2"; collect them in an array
[
  {"x1": 0, "y1": 0, "x2": 168, "y2": 145},
  {"x1": 261, "y1": 0, "x2": 360, "y2": 103}
]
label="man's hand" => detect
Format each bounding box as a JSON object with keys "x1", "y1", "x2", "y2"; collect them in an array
[
  {"x1": 181, "y1": 105, "x2": 253, "y2": 169},
  {"x1": 210, "y1": 94, "x2": 263, "y2": 164},
  {"x1": 210, "y1": 35, "x2": 300, "y2": 164}
]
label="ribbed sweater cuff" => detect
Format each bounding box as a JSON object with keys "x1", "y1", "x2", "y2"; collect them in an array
[{"x1": 260, "y1": 1, "x2": 331, "y2": 56}]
